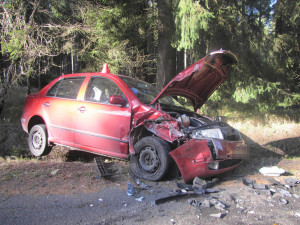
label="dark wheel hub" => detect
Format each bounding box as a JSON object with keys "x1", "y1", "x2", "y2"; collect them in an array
[{"x1": 139, "y1": 146, "x2": 160, "y2": 173}]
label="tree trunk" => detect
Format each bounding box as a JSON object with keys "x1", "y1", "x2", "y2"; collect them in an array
[
  {"x1": 0, "y1": 85, "x2": 6, "y2": 115},
  {"x1": 156, "y1": 0, "x2": 176, "y2": 89}
]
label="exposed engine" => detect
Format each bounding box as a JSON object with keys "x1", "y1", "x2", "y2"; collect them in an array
[{"x1": 163, "y1": 106, "x2": 241, "y2": 142}]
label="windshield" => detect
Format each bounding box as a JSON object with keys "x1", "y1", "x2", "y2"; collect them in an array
[{"x1": 120, "y1": 76, "x2": 181, "y2": 106}]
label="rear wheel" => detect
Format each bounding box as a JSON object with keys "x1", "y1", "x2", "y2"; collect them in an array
[
  {"x1": 28, "y1": 124, "x2": 52, "y2": 157},
  {"x1": 130, "y1": 136, "x2": 171, "y2": 181}
]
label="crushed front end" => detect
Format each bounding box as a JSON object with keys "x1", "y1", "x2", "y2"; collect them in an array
[
  {"x1": 169, "y1": 127, "x2": 247, "y2": 182},
  {"x1": 162, "y1": 111, "x2": 248, "y2": 182}
]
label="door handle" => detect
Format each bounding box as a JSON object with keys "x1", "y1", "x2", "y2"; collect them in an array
[
  {"x1": 43, "y1": 102, "x2": 50, "y2": 106},
  {"x1": 78, "y1": 106, "x2": 87, "y2": 113}
]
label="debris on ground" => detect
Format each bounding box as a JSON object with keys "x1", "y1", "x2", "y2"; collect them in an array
[
  {"x1": 135, "y1": 179, "x2": 152, "y2": 190},
  {"x1": 259, "y1": 166, "x2": 285, "y2": 176},
  {"x1": 50, "y1": 169, "x2": 59, "y2": 175},
  {"x1": 127, "y1": 182, "x2": 135, "y2": 196},
  {"x1": 154, "y1": 177, "x2": 225, "y2": 206},
  {"x1": 135, "y1": 196, "x2": 145, "y2": 202},
  {"x1": 242, "y1": 178, "x2": 267, "y2": 189},
  {"x1": 209, "y1": 213, "x2": 226, "y2": 219},
  {"x1": 193, "y1": 177, "x2": 208, "y2": 189},
  {"x1": 278, "y1": 198, "x2": 288, "y2": 205},
  {"x1": 94, "y1": 157, "x2": 113, "y2": 179},
  {"x1": 284, "y1": 178, "x2": 300, "y2": 187},
  {"x1": 192, "y1": 177, "x2": 219, "y2": 190}
]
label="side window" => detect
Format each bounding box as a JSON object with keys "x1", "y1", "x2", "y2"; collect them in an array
[
  {"x1": 46, "y1": 77, "x2": 85, "y2": 99},
  {"x1": 85, "y1": 77, "x2": 126, "y2": 104},
  {"x1": 46, "y1": 80, "x2": 62, "y2": 97}
]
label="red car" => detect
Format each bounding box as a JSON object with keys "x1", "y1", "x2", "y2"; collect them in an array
[{"x1": 21, "y1": 50, "x2": 247, "y2": 182}]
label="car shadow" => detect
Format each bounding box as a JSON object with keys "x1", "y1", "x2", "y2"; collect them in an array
[{"x1": 49, "y1": 134, "x2": 299, "y2": 184}]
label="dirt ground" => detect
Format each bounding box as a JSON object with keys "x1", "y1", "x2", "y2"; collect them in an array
[{"x1": 0, "y1": 104, "x2": 300, "y2": 224}]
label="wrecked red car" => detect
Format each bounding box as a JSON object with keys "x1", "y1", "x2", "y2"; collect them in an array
[{"x1": 21, "y1": 50, "x2": 247, "y2": 182}]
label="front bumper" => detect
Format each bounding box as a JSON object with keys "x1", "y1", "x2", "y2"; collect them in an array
[{"x1": 169, "y1": 138, "x2": 247, "y2": 182}]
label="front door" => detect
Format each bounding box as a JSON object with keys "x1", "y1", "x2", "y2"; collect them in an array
[{"x1": 74, "y1": 76, "x2": 131, "y2": 159}]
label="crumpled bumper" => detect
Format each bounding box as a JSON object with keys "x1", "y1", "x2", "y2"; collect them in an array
[{"x1": 169, "y1": 138, "x2": 247, "y2": 182}]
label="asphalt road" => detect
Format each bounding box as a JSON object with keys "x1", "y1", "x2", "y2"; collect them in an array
[
  {"x1": 1, "y1": 179, "x2": 300, "y2": 225},
  {"x1": 0, "y1": 187, "x2": 158, "y2": 225}
]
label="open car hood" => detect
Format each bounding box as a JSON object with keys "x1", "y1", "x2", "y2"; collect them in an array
[{"x1": 151, "y1": 50, "x2": 237, "y2": 111}]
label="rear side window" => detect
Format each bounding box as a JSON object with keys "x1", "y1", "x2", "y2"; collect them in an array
[{"x1": 46, "y1": 77, "x2": 85, "y2": 99}]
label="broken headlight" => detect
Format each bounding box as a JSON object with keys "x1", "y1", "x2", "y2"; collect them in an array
[{"x1": 191, "y1": 128, "x2": 224, "y2": 140}]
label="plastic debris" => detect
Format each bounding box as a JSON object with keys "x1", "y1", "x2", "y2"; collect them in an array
[
  {"x1": 278, "y1": 198, "x2": 288, "y2": 205},
  {"x1": 210, "y1": 213, "x2": 225, "y2": 218},
  {"x1": 205, "y1": 188, "x2": 222, "y2": 193},
  {"x1": 242, "y1": 178, "x2": 255, "y2": 187},
  {"x1": 193, "y1": 188, "x2": 205, "y2": 194},
  {"x1": 253, "y1": 183, "x2": 267, "y2": 190},
  {"x1": 284, "y1": 178, "x2": 300, "y2": 187},
  {"x1": 259, "y1": 166, "x2": 285, "y2": 176},
  {"x1": 51, "y1": 169, "x2": 59, "y2": 175},
  {"x1": 277, "y1": 188, "x2": 292, "y2": 197},
  {"x1": 201, "y1": 199, "x2": 212, "y2": 208},
  {"x1": 136, "y1": 179, "x2": 152, "y2": 190},
  {"x1": 127, "y1": 182, "x2": 135, "y2": 196},
  {"x1": 94, "y1": 157, "x2": 112, "y2": 179},
  {"x1": 135, "y1": 196, "x2": 144, "y2": 202},
  {"x1": 177, "y1": 182, "x2": 194, "y2": 191},
  {"x1": 188, "y1": 199, "x2": 202, "y2": 207},
  {"x1": 242, "y1": 178, "x2": 267, "y2": 190},
  {"x1": 215, "y1": 201, "x2": 226, "y2": 210},
  {"x1": 193, "y1": 177, "x2": 207, "y2": 189}
]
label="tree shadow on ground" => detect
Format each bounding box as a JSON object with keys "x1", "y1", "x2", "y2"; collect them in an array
[
  {"x1": 219, "y1": 133, "x2": 300, "y2": 182},
  {"x1": 264, "y1": 137, "x2": 300, "y2": 157}
]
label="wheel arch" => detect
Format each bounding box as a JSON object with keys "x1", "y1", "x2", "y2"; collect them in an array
[
  {"x1": 130, "y1": 125, "x2": 154, "y2": 151},
  {"x1": 130, "y1": 123, "x2": 180, "y2": 155},
  {"x1": 28, "y1": 116, "x2": 46, "y2": 132}
]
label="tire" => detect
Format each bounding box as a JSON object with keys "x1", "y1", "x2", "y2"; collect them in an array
[
  {"x1": 28, "y1": 124, "x2": 52, "y2": 157},
  {"x1": 130, "y1": 136, "x2": 171, "y2": 181}
]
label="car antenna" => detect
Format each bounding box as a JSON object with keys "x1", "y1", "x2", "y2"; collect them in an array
[{"x1": 101, "y1": 63, "x2": 109, "y2": 73}]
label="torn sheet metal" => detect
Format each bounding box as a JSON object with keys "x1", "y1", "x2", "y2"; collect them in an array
[
  {"x1": 169, "y1": 139, "x2": 243, "y2": 182},
  {"x1": 143, "y1": 119, "x2": 184, "y2": 143},
  {"x1": 169, "y1": 139, "x2": 212, "y2": 182}
]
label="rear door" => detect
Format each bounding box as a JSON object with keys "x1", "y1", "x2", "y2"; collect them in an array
[
  {"x1": 74, "y1": 76, "x2": 132, "y2": 159},
  {"x1": 43, "y1": 77, "x2": 85, "y2": 145}
]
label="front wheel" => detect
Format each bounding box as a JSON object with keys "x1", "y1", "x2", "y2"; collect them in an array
[
  {"x1": 130, "y1": 136, "x2": 171, "y2": 181},
  {"x1": 28, "y1": 124, "x2": 52, "y2": 157}
]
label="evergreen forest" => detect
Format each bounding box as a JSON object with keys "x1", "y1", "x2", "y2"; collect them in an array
[{"x1": 0, "y1": 0, "x2": 299, "y2": 119}]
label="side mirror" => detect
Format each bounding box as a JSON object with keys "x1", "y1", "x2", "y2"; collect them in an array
[
  {"x1": 109, "y1": 95, "x2": 127, "y2": 107},
  {"x1": 215, "y1": 116, "x2": 227, "y2": 123}
]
